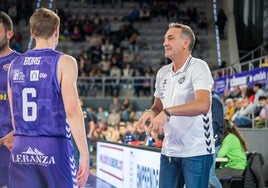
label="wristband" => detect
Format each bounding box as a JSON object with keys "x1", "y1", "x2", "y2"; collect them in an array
[{"x1": 163, "y1": 108, "x2": 170, "y2": 121}]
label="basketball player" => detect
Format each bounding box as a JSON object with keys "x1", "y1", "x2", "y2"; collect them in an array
[
  {"x1": 0, "y1": 11, "x2": 20, "y2": 188},
  {"x1": 7, "y1": 8, "x2": 89, "y2": 188}
]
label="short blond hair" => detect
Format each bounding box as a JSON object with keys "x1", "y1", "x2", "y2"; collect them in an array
[{"x1": 30, "y1": 7, "x2": 60, "y2": 39}]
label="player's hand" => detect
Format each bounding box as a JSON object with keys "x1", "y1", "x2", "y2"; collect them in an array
[
  {"x1": 76, "y1": 154, "x2": 90, "y2": 187},
  {"x1": 0, "y1": 131, "x2": 14, "y2": 151},
  {"x1": 138, "y1": 110, "x2": 155, "y2": 130},
  {"x1": 149, "y1": 111, "x2": 167, "y2": 135}
]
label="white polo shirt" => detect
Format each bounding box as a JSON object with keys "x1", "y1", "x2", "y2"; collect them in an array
[{"x1": 154, "y1": 55, "x2": 215, "y2": 157}]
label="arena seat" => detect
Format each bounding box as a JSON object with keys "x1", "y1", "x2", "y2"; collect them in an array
[{"x1": 220, "y1": 152, "x2": 265, "y2": 188}]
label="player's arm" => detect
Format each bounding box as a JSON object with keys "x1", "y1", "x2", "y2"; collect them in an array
[
  {"x1": 1, "y1": 76, "x2": 16, "y2": 151},
  {"x1": 58, "y1": 54, "x2": 89, "y2": 187},
  {"x1": 0, "y1": 131, "x2": 14, "y2": 151},
  {"x1": 166, "y1": 89, "x2": 211, "y2": 116},
  {"x1": 138, "y1": 97, "x2": 163, "y2": 127}
]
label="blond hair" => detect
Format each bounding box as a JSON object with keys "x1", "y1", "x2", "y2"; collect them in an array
[{"x1": 30, "y1": 8, "x2": 60, "y2": 39}]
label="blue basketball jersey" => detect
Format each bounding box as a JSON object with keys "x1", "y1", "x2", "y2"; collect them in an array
[
  {"x1": 8, "y1": 49, "x2": 71, "y2": 138},
  {"x1": 0, "y1": 51, "x2": 20, "y2": 138}
]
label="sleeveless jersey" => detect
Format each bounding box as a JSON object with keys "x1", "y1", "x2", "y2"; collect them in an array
[
  {"x1": 0, "y1": 51, "x2": 20, "y2": 138},
  {"x1": 8, "y1": 49, "x2": 71, "y2": 138}
]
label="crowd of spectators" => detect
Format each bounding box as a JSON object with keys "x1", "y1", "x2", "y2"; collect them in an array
[
  {"x1": 1, "y1": 0, "x2": 211, "y2": 98},
  {"x1": 84, "y1": 97, "x2": 163, "y2": 148},
  {"x1": 55, "y1": 0, "x2": 209, "y2": 97},
  {"x1": 222, "y1": 83, "x2": 268, "y2": 128},
  {"x1": 84, "y1": 81, "x2": 268, "y2": 151}
]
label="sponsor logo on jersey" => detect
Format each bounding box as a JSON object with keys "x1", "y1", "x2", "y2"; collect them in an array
[
  {"x1": 11, "y1": 146, "x2": 56, "y2": 166},
  {"x1": 0, "y1": 93, "x2": 7, "y2": 100},
  {"x1": 23, "y1": 57, "x2": 41, "y2": 65},
  {"x1": 2, "y1": 63, "x2": 10, "y2": 71},
  {"x1": 30, "y1": 70, "x2": 48, "y2": 81},
  {"x1": 30, "y1": 70, "x2": 39, "y2": 81},
  {"x1": 12, "y1": 69, "x2": 25, "y2": 82}
]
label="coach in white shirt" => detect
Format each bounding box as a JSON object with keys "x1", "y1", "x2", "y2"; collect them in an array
[{"x1": 138, "y1": 22, "x2": 214, "y2": 188}]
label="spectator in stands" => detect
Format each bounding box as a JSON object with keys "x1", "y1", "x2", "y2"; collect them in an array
[
  {"x1": 129, "y1": 5, "x2": 140, "y2": 22},
  {"x1": 142, "y1": 67, "x2": 153, "y2": 96},
  {"x1": 108, "y1": 108, "x2": 121, "y2": 127},
  {"x1": 125, "y1": 122, "x2": 138, "y2": 144},
  {"x1": 110, "y1": 55, "x2": 122, "y2": 69},
  {"x1": 122, "y1": 47, "x2": 135, "y2": 64},
  {"x1": 224, "y1": 98, "x2": 236, "y2": 121},
  {"x1": 222, "y1": 89, "x2": 233, "y2": 102},
  {"x1": 118, "y1": 121, "x2": 127, "y2": 143},
  {"x1": 101, "y1": 38, "x2": 114, "y2": 60},
  {"x1": 92, "y1": 12, "x2": 102, "y2": 33},
  {"x1": 245, "y1": 86, "x2": 255, "y2": 103},
  {"x1": 133, "y1": 68, "x2": 144, "y2": 97},
  {"x1": 59, "y1": 21, "x2": 70, "y2": 42},
  {"x1": 231, "y1": 86, "x2": 242, "y2": 98},
  {"x1": 187, "y1": 5, "x2": 197, "y2": 24},
  {"x1": 139, "y1": 5, "x2": 151, "y2": 21},
  {"x1": 109, "y1": 65, "x2": 121, "y2": 97},
  {"x1": 93, "y1": 118, "x2": 108, "y2": 141},
  {"x1": 197, "y1": 12, "x2": 208, "y2": 31},
  {"x1": 233, "y1": 96, "x2": 256, "y2": 127},
  {"x1": 120, "y1": 98, "x2": 134, "y2": 122},
  {"x1": 70, "y1": 25, "x2": 83, "y2": 42},
  {"x1": 216, "y1": 119, "x2": 248, "y2": 180},
  {"x1": 77, "y1": 54, "x2": 90, "y2": 76},
  {"x1": 88, "y1": 69, "x2": 99, "y2": 96},
  {"x1": 90, "y1": 35, "x2": 102, "y2": 64},
  {"x1": 150, "y1": 0, "x2": 161, "y2": 19},
  {"x1": 122, "y1": 63, "x2": 134, "y2": 87},
  {"x1": 254, "y1": 96, "x2": 268, "y2": 128},
  {"x1": 99, "y1": 55, "x2": 111, "y2": 76},
  {"x1": 96, "y1": 106, "x2": 108, "y2": 122},
  {"x1": 167, "y1": 1, "x2": 179, "y2": 22},
  {"x1": 253, "y1": 82, "x2": 266, "y2": 105},
  {"x1": 103, "y1": 125, "x2": 120, "y2": 142},
  {"x1": 131, "y1": 55, "x2": 146, "y2": 75},
  {"x1": 216, "y1": 9, "x2": 227, "y2": 39},
  {"x1": 231, "y1": 98, "x2": 243, "y2": 121},
  {"x1": 129, "y1": 30, "x2": 140, "y2": 53},
  {"x1": 110, "y1": 17, "x2": 121, "y2": 36},
  {"x1": 77, "y1": 71, "x2": 89, "y2": 96},
  {"x1": 83, "y1": 15, "x2": 93, "y2": 40},
  {"x1": 112, "y1": 47, "x2": 123, "y2": 67},
  {"x1": 149, "y1": 131, "x2": 163, "y2": 147},
  {"x1": 120, "y1": 36, "x2": 131, "y2": 51},
  {"x1": 109, "y1": 97, "x2": 122, "y2": 113},
  {"x1": 101, "y1": 18, "x2": 111, "y2": 37}
]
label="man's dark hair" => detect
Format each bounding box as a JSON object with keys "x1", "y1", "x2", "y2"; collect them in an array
[{"x1": 0, "y1": 11, "x2": 13, "y2": 31}]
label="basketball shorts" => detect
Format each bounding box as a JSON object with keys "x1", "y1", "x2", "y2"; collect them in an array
[
  {"x1": 9, "y1": 136, "x2": 78, "y2": 188},
  {"x1": 0, "y1": 145, "x2": 10, "y2": 187}
]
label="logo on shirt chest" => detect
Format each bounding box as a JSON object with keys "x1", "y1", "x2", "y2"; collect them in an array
[
  {"x1": 2, "y1": 63, "x2": 10, "y2": 71},
  {"x1": 178, "y1": 75, "x2": 186, "y2": 84},
  {"x1": 30, "y1": 70, "x2": 48, "y2": 81}
]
